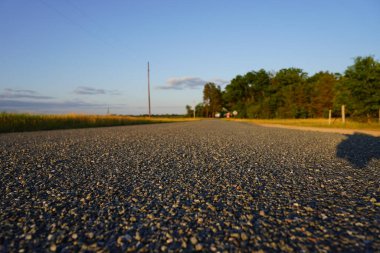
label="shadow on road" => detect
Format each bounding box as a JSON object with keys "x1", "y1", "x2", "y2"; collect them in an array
[{"x1": 336, "y1": 133, "x2": 380, "y2": 168}]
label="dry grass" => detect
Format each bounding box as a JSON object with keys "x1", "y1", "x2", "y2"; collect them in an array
[
  {"x1": 228, "y1": 118, "x2": 380, "y2": 131},
  {"x1": 0, "y1": 113, "x2": 197, "y2": 133}
]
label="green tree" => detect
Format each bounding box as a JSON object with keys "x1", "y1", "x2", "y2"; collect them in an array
[
  {"x1": 247, "y1": 70, "x2": 271, "y2": 118},
  {"x1": 194, "y1": 103, "x2": 205, "y2": 117},
  {"x1": 270, "y1": 68, "x2": 308, "y2": 118},
  {"x1": 203, "y1": 82, "x2": 223, "y2": 117},
  {"x1": 223, "y1": 69, "x2": 271, "y2": 118},
  {"x1": 185, "y1": 105, "x2": 194, "y2": 117},
  {"x1": 223, "y1": 75, "x2": 249, "y2": 117},
  {"x1": 340, "y1": 56, "x2": 380, "y2": 119},
  {"x1": 308, "y1": 72, "x2": 338, "y2": 117}
]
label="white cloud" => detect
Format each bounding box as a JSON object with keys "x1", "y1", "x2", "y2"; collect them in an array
[
  {"x1": 74, "y1": 86, "x2": 121, "y2": 95},
  {"x1": 0, "y1": 88, "x2": 54, "y2": 100},
  {"x1": 0, "y1": 99, "x2": 108, "y2": 113},
  {"x1": 157, "y1": 77, "x2": 229, "y2": 90}
]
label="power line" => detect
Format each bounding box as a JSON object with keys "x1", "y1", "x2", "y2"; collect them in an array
[
  {"x1": 64, "y1": 0, "x2": 114, "y2": 40},
  {"x1": 37, "y1": 0, "x2": 115, "y2": 48}
]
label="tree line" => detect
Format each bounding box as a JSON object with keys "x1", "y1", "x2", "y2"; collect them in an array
[{"x1": 186, "y1": 56, "x2": 380, "y2": 121}]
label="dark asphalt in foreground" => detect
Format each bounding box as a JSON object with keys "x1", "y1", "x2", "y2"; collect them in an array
[{"x1": 1, "y1": 120, "x2": 379, "y2": 252}]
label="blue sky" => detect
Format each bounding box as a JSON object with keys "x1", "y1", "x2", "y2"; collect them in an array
[{"x1": 1, "y1": 0, "x2": 379, "y2": 115}]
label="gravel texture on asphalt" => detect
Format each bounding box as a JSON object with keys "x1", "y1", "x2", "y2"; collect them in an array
[{"x1": 1, "y1": 120, "x2": 379, "y2": 252}]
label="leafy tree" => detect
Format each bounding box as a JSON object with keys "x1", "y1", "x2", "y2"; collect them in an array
[
  {"x1": 195, "y1": 103, "x2": 206, "y2": 117},
  {"x1": 223, "y1": 75, "x2": 248, "y2": 116},
  {"x1": 308, "y1": 72, "x2": 338, "y2": 117},
  {"x1": 223, "y1": 69, "x2": 271, "y2": 118},
  {"x1": 270, "y1": 68, "x2": 308, "y2": 118},
  {"x1": 340, "y1": 56, "x2": 380, "y2": 119},
  {"x1": 185, "y1": 105, "x2": 194, "y2": 117},
  {"x1": 245, "y1": 70, "x2": 271, "y2": 118},
  {"x1": 203, "y1": 83, "x2": 223, "y2": 117}
]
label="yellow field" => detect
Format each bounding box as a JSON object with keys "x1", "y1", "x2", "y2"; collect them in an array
[{"x1": 0, "y1": 113, "x2": 198, "y2": 133}]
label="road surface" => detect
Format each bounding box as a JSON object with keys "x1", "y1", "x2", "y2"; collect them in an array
[{"x1": 1, "y1": 120, "x2": 379, "y2": 252}]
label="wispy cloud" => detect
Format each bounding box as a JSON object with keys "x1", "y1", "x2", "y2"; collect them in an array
[
  {"x1": 157, "y1": 77, "x2": 229, "y2": 90},
  {"x1": 4, "y1": 88, "x2": 36, "y2": 94},
  {"x1": 158, "y1": 77, "x2": 206, "y2": 90},
  {"x1": 74, "y1": 86, "x2": 121, "y2": 95},
  {"x1": 0, "y1": 99, "x2": 107, "y2": 113},
  {"x1": 0, "y1": 99, "x2": 103, "y2": 108},
  {"x1": 0, "y1": 88, "x2": 54, "y2": 100}
]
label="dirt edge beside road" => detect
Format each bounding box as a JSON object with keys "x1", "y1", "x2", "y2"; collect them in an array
[{"x1": 255, "y1": 123, "x2": 380, "y2": 137}]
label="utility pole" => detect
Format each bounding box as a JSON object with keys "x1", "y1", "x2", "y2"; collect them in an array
[
  {"x1": 147, "y1": 62, "x2": 151, "y2": 117},
  {"x1": 328, "y1": 109, "x2": 332, "y2": 125},
  {"x1": 342, "y1": 105, "x2": 345, "y2": 124},
  {"x1": 193, "y1": 101, "x2": 196, "y2": 118}
]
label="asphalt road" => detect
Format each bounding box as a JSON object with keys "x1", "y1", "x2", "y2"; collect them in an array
[{"x1": 1, "y1": 120, "x2": 379, "y2": 252}]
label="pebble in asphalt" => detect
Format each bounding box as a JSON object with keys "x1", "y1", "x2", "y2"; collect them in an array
[{"x1": 0, "y1": 120, "x2": 379, "y2": 252}]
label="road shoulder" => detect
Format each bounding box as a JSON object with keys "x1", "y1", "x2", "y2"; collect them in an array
[{"x1": 253, "y1": 123, "x2": 380, "y2": 137}]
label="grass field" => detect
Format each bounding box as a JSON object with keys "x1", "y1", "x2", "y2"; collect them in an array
[
  {"x1": 0, "y1": 113, "x2": 197, "y2": 133},
  {"x1": 229, "y1": 118, "x2": 380, "y2": 131}
]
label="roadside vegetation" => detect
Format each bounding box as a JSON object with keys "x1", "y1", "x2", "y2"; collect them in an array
[
  {"x1": 0, "y1": 113, "x2": 196, "y2": 133},
  {"x1": 186, "y1": 56, "x2": 380, "y2": 123}
]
